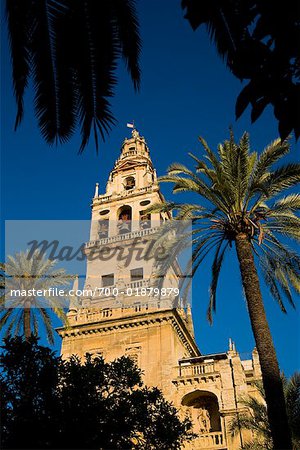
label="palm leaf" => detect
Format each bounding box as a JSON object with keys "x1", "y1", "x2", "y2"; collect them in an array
[
  {"x1": 264, "y1": 163, "x2": 300, "y2": 197},
  {"x1": 29, "y1": 0, "x2": 76, "y2": 145},
  {"x1": 5, "y1": 0, "x2": 32, "y2": 129},
  {"x1": 271, "y1": 194, "x2": 300, "y2": 213},
  {"x1": 39, "y1": 308, "x2": 54, "y2": 345},
  {"x1": 5, "y1": 0, "x2": 141, "y2": 151},
  {"x1": 0, "y1": 251, "x2": 72, "y2": 344},
  {"x1": 111, "y1": 0, "x2": 141, "y2": 90},
  {"x1": 207, "y1": 240, "x2": 227, "y2": 324}
]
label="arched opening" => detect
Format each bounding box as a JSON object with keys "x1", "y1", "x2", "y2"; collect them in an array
[
  {"x1": 182, "y1": 390, "x2": 221, "y2": 434},
  {"x1": 139, "y1": 210, "x2": 151, "y2": 229},
  {"x1": 124, "y1": 176, "x2": 135, "y2": 190},
  {"x1": 117, "y1": 206, "x2": 132, "y2": 234},
  {"x1": 98, "y1": 219, "x2": 109, "y2": 238}
]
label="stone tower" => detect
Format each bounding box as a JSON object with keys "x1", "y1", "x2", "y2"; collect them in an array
[{"x1": 58, "y1": 128, "x2": 262, "y2": 450}]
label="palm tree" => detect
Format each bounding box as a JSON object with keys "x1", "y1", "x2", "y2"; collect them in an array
[
  {"x1": 0, "y1": 250, "x2": 73, "y2": 344},
  {"x1": 5, "y1": 0, "x2": 141, "y2": 152},
  {"x1": 230, "y1": 374, "x2": 300, "y2": 449},
  {"x1": 149, "y1": 132, "x2": 300, "y2": 449}
]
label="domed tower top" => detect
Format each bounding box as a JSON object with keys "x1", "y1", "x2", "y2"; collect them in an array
[
  {"x1": 98, "y1": 126, "x2": 157, "y2": 197},
  {"x1": 119, "y1": 127, "x2": 151, "y2": 162}
]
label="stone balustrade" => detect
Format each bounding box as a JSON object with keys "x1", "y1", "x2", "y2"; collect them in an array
[
  {"x1": 122, "y1": 150, "x2": 139, "y2": 157},
  {"x1": 179, "y1": 361, "x2": 217, "y2": 377},
  {"x1": 68, "y1": 300, "x2": 162, "y2": 325},
  {"x1": 124, "y1": 279, "x2": 150, "y2": 289},
  {"x1": 85, "y1": 226, "x2": 159, "y2": 248},
  {"x1": 195, "y1": 431, "x2": 225, "y2": 449},
  {"x1": 94, "y1": 185, "x2": 156, "y2": 204}
]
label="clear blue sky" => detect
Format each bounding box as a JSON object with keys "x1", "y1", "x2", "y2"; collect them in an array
[{"x1": 1, "y1": 0, "x2": 299, "y2": 375}]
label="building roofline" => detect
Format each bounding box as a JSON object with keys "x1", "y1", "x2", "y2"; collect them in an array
[
  {"x1": 57, "y1": 307, "x2": 200, "y2": 357},
  {"x1": 179, "y1": 352, "x2": 228, "y2": 363}
]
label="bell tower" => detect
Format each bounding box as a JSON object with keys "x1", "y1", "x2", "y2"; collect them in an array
[
  {"x1": 58, "y1": 127, "x2": 198, "y2": 395},
  {"x1": 85, "y1": 127, "x2": 180, "y2": 305}
]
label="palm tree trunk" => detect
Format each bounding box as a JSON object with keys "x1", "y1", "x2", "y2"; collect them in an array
[
  {"x1": 235, "y1": 233, "x2": 292, "y2": 450},
  {"x1": 24, "y1": 301, "x2": 31, "y2": 340}
]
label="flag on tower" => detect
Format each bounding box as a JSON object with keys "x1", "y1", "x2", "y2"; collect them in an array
[{"x1": 127, "y1": 122, "x2": 134, "y2": 128}]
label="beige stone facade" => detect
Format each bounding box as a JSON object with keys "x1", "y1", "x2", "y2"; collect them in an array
[{"x1": 58, "y1": 129, "x2": 262, "y2": 450}]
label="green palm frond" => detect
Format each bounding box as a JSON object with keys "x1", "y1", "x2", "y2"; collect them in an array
[
  {"x1": 39, "y1": 308, "x2": 54, "y2": 345},
  {"x1": 271, "y1": 194, "x2": 300, "y2": 214},
  {"x1": 0, "y1": 251, "x2": 73, "y2": 344},
  {"x1": 248, "y1": 139, "x2": 290, "y2": 192},
  {"x1": 207, "y1": 240, "x2": 228, "y2": 323},
  {"x1": 263, "y1": 163, "x2": 300, "y2": 197}
]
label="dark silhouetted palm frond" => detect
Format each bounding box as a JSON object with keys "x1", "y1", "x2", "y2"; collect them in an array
[
  {"x1": 5, "y1": 0, "x2": 141, "y2": 151},
  {"x1": 182, "y1": 0, "x2": 300, "y2": 140}
]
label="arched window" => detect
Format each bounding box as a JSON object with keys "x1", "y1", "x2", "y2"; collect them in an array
[
  {"x1": 98, "y1": 219, "x2": 109, "y2": 238},
  {"x1": 124, "y1": 176, "x2": 135, "y2": 190},
  {"x1": 139, "y1": 210, "x2": 151, "y2": 229},
  {"x1": 118, "y1": 205, "x2": 132, "y2": 234}
]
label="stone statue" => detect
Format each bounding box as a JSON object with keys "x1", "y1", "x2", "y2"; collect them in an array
[
  {"x1": 194, "y1": 407, "x2": 211, "y2": 433},
  {"x1": 132, "y1": 128, "x2": 139, "y2": 138}
]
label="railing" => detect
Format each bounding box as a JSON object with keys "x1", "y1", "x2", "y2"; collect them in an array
[
  {"x1": 122, "y1": 150, "x2": 139, "y2": 157},
  {"x1": 80, "y1": 280, "x2": 151, "y2": 299},
  {"x1": 68, "y1": 300, "x2": 157, "y2": 325},
  {"x1": 179, "y1": 361, "x2": 216, "y2": 377},
  {"x1": 94, "y1": 185, "x2": 157, "y2": 204},
  {"x1": 196, "y1": 432, "x2": 225, "y2": 448},
  {"x1": 124, "y1": 279, "x2": 150, "y2": 289},
  {"x1": 95, "y1": 194, "x2": 112, "y2": 203},
  {"x1": 85, "y1": 226, "x2": 159, "y2": 247}
]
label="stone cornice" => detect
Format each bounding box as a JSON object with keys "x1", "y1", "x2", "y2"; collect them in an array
[
  {"x1": 171, "y1": 309, "x2": 200, "y2": 356},
  {"x1": 92, "y1": 185, "x2": 160, "y2": 207},
  {"x1": 57, "y1": 308, "x2": 200, "y2": 357},
  {"x1": 172, "y1": 373, "x2": 221, "y2": 387}
]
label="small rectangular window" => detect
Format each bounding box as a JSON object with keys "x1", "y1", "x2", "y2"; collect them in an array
[
  {"x1": 102, "y1": 273, "x2": 114, "y2": 287},
  {"x1": 130, "y1": 268, "x2": 143, "y2": 281}
]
